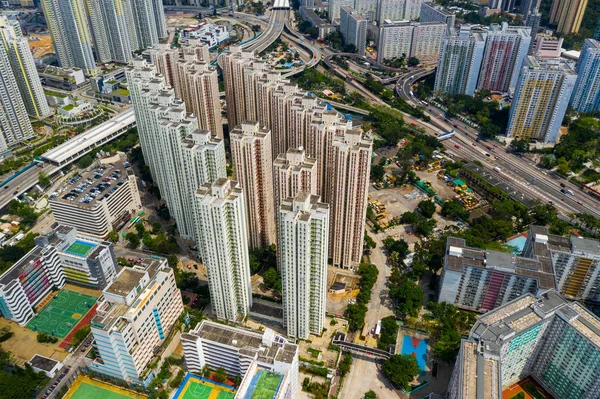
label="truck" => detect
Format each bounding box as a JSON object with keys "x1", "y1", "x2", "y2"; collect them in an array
[
  {"x1": 374, "y1": 320, "x2": 382, "y2": 337},
  {"x1": 493, "y1": 167, "x2": 501, "y2": 173}
]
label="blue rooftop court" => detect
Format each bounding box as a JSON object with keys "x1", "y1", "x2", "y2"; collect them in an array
[
  {"x1": 506, "y1": 233, "x2": 528, "y2": 255},
  {"x1": 401, "y1": 334, "x2": 428, "y2": 374}
]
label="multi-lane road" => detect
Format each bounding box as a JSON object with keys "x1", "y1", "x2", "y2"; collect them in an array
[{"x1": 395, "y1": 70, "x2": 600, "y2": 218}]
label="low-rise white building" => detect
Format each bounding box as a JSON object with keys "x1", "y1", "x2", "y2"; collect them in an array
[
  {"x1": 49, "y1": 154, "x2": 142, "y2": 237},
  {"x1": 181, "y1": 320, "x2": 299, "y2": 398},
  {"x1": 181, "y1": 23, "x2": 229, "y2": 48},
  {"x1": 89, "y1": 258, "x2": 184, "y2": 385}
]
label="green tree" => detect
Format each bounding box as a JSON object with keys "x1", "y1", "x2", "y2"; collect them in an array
[
  {"x1": 201, "y1": 364, "x2": 211, "y2": 378},
  {"x1": 107, "y1": 230, "x2": 119, "y2": 243},
  {"x1": 262, "y1": 267, "x2": 282, "y2": 292},
  {"x1": 407, "y1": 57, "x2": 420, "y2": 67},
  {"x1": 38, "y1": 171, "x2": 51, "y2": 188},
  {"x1": 441, "y1": 200, "x2": 469, "y2": 220},
  {"x1": 71, "y1": 325, "x2": 91, "y2": 346},
  {"x1": 418, "y1": 200, "x2": 436, "y2": 218},
  {"x1": 213, "y1": 367, "x2": 227, "y2": 383},
  {"x1": 167, "y1": 254, "x2": 178, "y2": 269},
  {"x1": 125, "y1": 232, "x2": 140, "y2": 248},
  {"x1": 510, "y1": 139, "x2": 529, "y2": 153},
  {"x1": 364, "y1": 391, "x2": 377, "y2": 399},
  {"x1": 370, "y1": 164, "x2": 385, "y2": 181},
  {"x1": 135, "y1": 222, "x2": 146, "y2": 237},
  {"x1": 377, "y1": 316, "x2": 399, "y2": 350},
  {"x1": 389, "y1": 279, "x2": 423, "y2": 318},
  {"x1": 539, "y1": 154, "x2": 557, "y2": 169},
  {"x1": 338, "y1": 353, "x2": 352, "y2": 376},
  {"x1": 346, "y1": 303, "x2": 368, "y2": 331},
  {"x1": 382, "y1": 354, "x2": 420, "y2": 388}
]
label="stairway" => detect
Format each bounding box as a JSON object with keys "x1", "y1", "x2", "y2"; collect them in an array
[{"x1": 564, "y1": 257, "x2": 593, "y2": 298}]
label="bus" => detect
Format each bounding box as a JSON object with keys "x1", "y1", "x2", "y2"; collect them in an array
[{"x1": 437, "y1": 130, "x2": 455, "y2": 140}]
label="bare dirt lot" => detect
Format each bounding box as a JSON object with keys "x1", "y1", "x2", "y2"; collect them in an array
[
  {"x1": 0, "y1": 318, "x2": 69, "y2": 366},
  {"x1": 298, "y1": 317, "x2": 346, "y2": 369},
  {"x1": 165, "y1": 13, "x2": 199, "y2": 28},
  {"x1": 28, "y1": 34, "x2": 53, "y2": 58},
  {"x1": 326, "y1": 267, "x2": 360, "y2": 316}
]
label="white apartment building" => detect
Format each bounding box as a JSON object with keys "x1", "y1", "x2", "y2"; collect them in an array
[
  {"x1": 127, "y1": 58, "x2": 226, "y2": 240},
  {"x1": 354, "y1": 0, "x2": 377, "y2": 21},
  {"x1": 328, "y1": 0, "x2": 353, "y2": 21},
  {"x1": 434, "y1": 25, "x2": 487, "y2": 96},
  {"x1": 194, "y1": 179, "x2": 252, "y2": 322},
  {"x1": 96, "y1": 0, "x2": 135, "y2": 63},
  {"x1": 325, "y1": 130, "x2": 372, "y2": 269},
  {"x1": 0, "y1": 43, "x2": 34, "y2": 151},
  {"x1": 181, "y1": 321, "x2": 299, "y2": 397},
  {"x1": 0, "y1": 225, "x2": 118, "y2": 326},
  {"x1": 340, "y1": 6, "x2": 367, "y2": 54},
  {"x1": 150, "y1": 0, "x2": 168, "y2": 39},
  {"x1": 273, "y1": 147, "x2": 318, "y2": 210},
  {"x1": 377, "y1": 0, "x2": 422, "y2": 24},
  {"x1": 376, "y1": 21, "x2": 446, "y2": 64},
  {"x1": 570, "y1": 38, "x2": 600, "y2": 113},
  {"x1": 49, "y1": 154, "x2": 142, "y2": 238},
  {"x1": 477, "y1": 22, "x2": 531, "y2": 92},
  {"x1": 230, "y1": 121, "x2": 276, "y2": 249},
  {"x1": 90, "y1": 259, "x2": 183, "y2": 385},
  {"x1": 128, "y1": 0, "x2": 159, "y2": 50},
  {"x1": 0, "y1": 16, "x2": 50, "y2": 118},
  {"x1": 507, "y1": 56, "x2": 576, "y2": 144},
  {"x1": 41, "y1": 0, "x2": 97, "y2": 74},
  {"x1": 420, "y1": 2, "x2": 455, "y2": 30},
  {"x1": 279, "y1": 193, "x2": 329, "y2": 339},
  {"x1": 85, "y1": 0, "x2": 112, "y2": 63}
]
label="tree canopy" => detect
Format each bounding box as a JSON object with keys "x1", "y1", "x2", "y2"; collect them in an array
[{"x1": 382, "y1": 354, "x2": 421, "y2": 388}]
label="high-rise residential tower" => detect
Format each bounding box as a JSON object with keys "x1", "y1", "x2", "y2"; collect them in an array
[
  {"x1": 230, "y1": 121, "x2": 276, "y2": 249},
  {"x1": 550, "y1": 0, "x2": 589, "y2": 34},
  {"x1": 41, "y1": 0, "x2": 97, "y2": 74},
  {"x1": 273, "y1": 147, "x2": 318, "y2": 210},
  {"x1": 420, "y1": 1, "x2": 455, "y2": 30},
  {"x1": 477, "y1": 23, "x2": 531, "y2": 92},
  {"x1": 85, "y1": 0, "x2": 112, "y2": 63},
  {"x1": 127, "y1": 59, "x2": 227, "y2": 240},
  {"x1": 520, "y1": 0, "x2": 540, "y2": 16},
  {"x1": 594, "y1": 17, "x2": 600, "y2": 40},
  {"x1": 150, "y1": 0, "x2": 168, "y2": 39},
  {"x1": 0, "y1": 44, "x2": 35, "y2": 151},
  {"x1": 96, "y1": 0, "x2": 135, "y2": 63},
  {"x1": 0, "y1": 17, "x2": 50, "y2": 118},
  {"x1": 376, "y1": 0, "x2": 421, "y2": 23},
  {"x1": 448, "y1": 290, "x2": 600, "y2": 399},
  {"x1": 507, "y1": 56, "x2": 576, "y2": 144},
  {"x1": 570, "y1": 39, "x2": 600, "y2": 113},
  {"x1": 279, "y1": 192, "x2": 329, "y2": 339},
  {"x1": 194, "y1": 179, "x2": 252, "y2": 322},
  {"x1": 434, "y1": 25, "x2": 486, "y2": 96},
  {"x1": 129, "y1": 0, "x2": 159, "y2": 49},
  {"x1": 340, "y1": 6, "x2": 367, "y2": 54},
  {"x1": 324, "y1": 130, "x2": 372, "y2": 269}
]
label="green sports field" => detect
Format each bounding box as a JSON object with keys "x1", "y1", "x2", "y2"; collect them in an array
[
  {"x1": 27, "y1": 290, "x2": 97, "y2": 338},
  {"x1": 178, "y1": 379, "x2": 235, "y2": 399},
  {"x1": 68, "y1": 382, "x2": 134, "y2": 399},
  {"x1": 250, "y1": 371, "x2": 282, "y2": 399},
  {"x1": 65, "y1": 240, "x2": 97, "y2": 257}
]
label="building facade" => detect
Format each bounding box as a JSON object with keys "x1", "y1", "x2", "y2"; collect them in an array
[
  {"x1": 377, "y1": 21, "x2": 446, "y2": 64},
  {"x1": 181, "y1": 320, "x2": 299, "y2": 397},
  {"x1": 549, "y1": 0, "x2": 589, "y2": 34},
  {"x1": 96, "y1": 0, "x2": 135, "y2": 63},
  {"x1": 273, "y1": 147, "x2": 318, "y2": 211},
  {"x1": 376, "y1": 0, "x2": 421, "y2": 24},
  {"x1": 49, "y1": 155, "x2": 142, "y2": 238},
  {"x1": 340, "y1": 6, "x2": 367, "y2": 54},
  {"x1": 448, "y1": 290, "x2": 600, "y2": 399},
  {"x1": 127, "y1": 59, "x2": 226, "y2": 241},
  {"x1": 230, "y1": 121, "x2": 276, "y2": 249},
  {"x1": 570, "y1": 39, "x2": 600, "y2": 113},
  {"x1": 420, "y1": 1, "x2": 455, "y2": 30},
  {"x1": 477, "y1": 23, "x2": 531, "y2": 92},
  {"x1": 507, "y1": 57, "x2": 576, "y2": 144},
  {"x1": 194, "y1": 179, "x2": 252, "y2": 322},
  {"x1": 0, "y1": 16, "x2": 50, "y2": 118},
  {"x1": 434, "y1": 25, "x2": 486, "y2": 96},
  {"x1": 279, "y1": 193, "x2": 329, "y2": 339},
  {"x1": 41, "y1": 0, "x2": 97, "y2": 74},
  {"x1": 410, "y1": 22, "x2": 447, "y2": 63},
  {"x1": 0, "y1": 42, "x2": 34, "y2": 151},
  {"x1": 90, "y1": 259, "x2": 183, "y2": 385}
]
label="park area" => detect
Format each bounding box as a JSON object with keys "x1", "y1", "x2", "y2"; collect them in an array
[
  {"x1": 65, "y1": 376, "x2": 147, "y2": 399},
  {"x1": 174, "y1": 374, "x2": 236, "y2": 399},
  {"x1": 27, "y1": 289, "x2": 96, "y2": 338}
]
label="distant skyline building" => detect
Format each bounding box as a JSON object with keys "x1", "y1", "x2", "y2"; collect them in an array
[
  {"x1": 41, "y1": 0, "x2": 97, "y2": 74},
  {"x1": 354, "y1": 0, "x2": 377, "y2": 21},
  {"x1": 150, "y1": 0, "x2": 168, "y2": 39},
  {"x1": 594, "y1": 17, "x2": 600, "y2": 40},
  {"x1": 434, "y1": 25, "x2": 486, "y2": 96},
  {"x1": 570, "y1": 39, "x2": 600, "y2": 113},
  {"x1": 525, "y1": 9, "x2": 542, "y2": 38},
  {"x1": 477, "y1": 23, "x2": 531, "y2": 92},
  {"x1": 0, "y1": 16, "x2": 50, "y2": 118},
  {"x1": 448, "y1": 290, "x2": 600, "y2": 399},
  {"x1": 376, "y1": 0, "x2": 421, "y2": 24},
  {"x1": 279, "y1": 193, "x2": 329, "y2": 339},
  {"x1": 550, "y1": 0, "x2": 589, "y2": 34},
  {"x1": 377, "y1": 21, "x2": 446, "y2": 64},
  {"x1": 324, "y1": 130, "x2": 372, "y2": 269},
  {"x1": 328, "y1": 0, "x2": 353, "y2": 21},
  {"x1": 420, "y1": 1, "x2": 455, "y2": 30},
  {"x1": 0, "y1": 43, "x2": 35, "y2": 151},
  {"x1": 507, "y1": 56, "x2": 576, "y2": 144},
  {"x1": 127, "y1": 59, "x2": 227, "y2": 241},
  {"x1": 520, "y1": 0, "x2": 540, "y2": 15},
  {"x1": 96, "y1": 0, "x2": 135, "y2": 63},
  {"x1": 230, "y1": 121, "x2": 276, "y2": 249},
  {"x1": 85, "y1": 0, "x2": 112, "y2": 63},
  {"x1": 340, "y1": 6, "x2": 367, "y2": 54},
  {"x1": 194, "y1": 179, "x2": 252, "y2": 322},
  {"x1": 129, "y1": 0, "x2": 159, "y2": 49}
]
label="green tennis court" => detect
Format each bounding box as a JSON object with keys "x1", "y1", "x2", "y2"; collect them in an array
[
  {"x1": 67, "y1": 382, "x2": 135, "y2": 399},
  {"x1": 65, "y1": 240, "x2": 97, "y2": 257},
  {"x1": 178, "y1": 379, "x2": 235, "y2": 399},
  {"x1": 27, "y1": 290, "x2": 97, "y2": 338}
]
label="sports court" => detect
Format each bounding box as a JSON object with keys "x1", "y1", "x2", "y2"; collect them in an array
[
  {"x1": 65, "y1": 239, "x2": 97, "y2": 257},
  {"x1": 401, "y1": 334, "x2": 428, "y2": 374},
  {"x1": 27, "y1": 289, "x2": 97, "y2": 338},
  {"x1": 240, "y1": 369, "x2": 283, "y2": 399},
  {"x1": 65, "y1": 375, "x2": 147, "y2": 399},
  {"x1": 174, "y1": 374, "x2": 236, "y2": 399}
]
